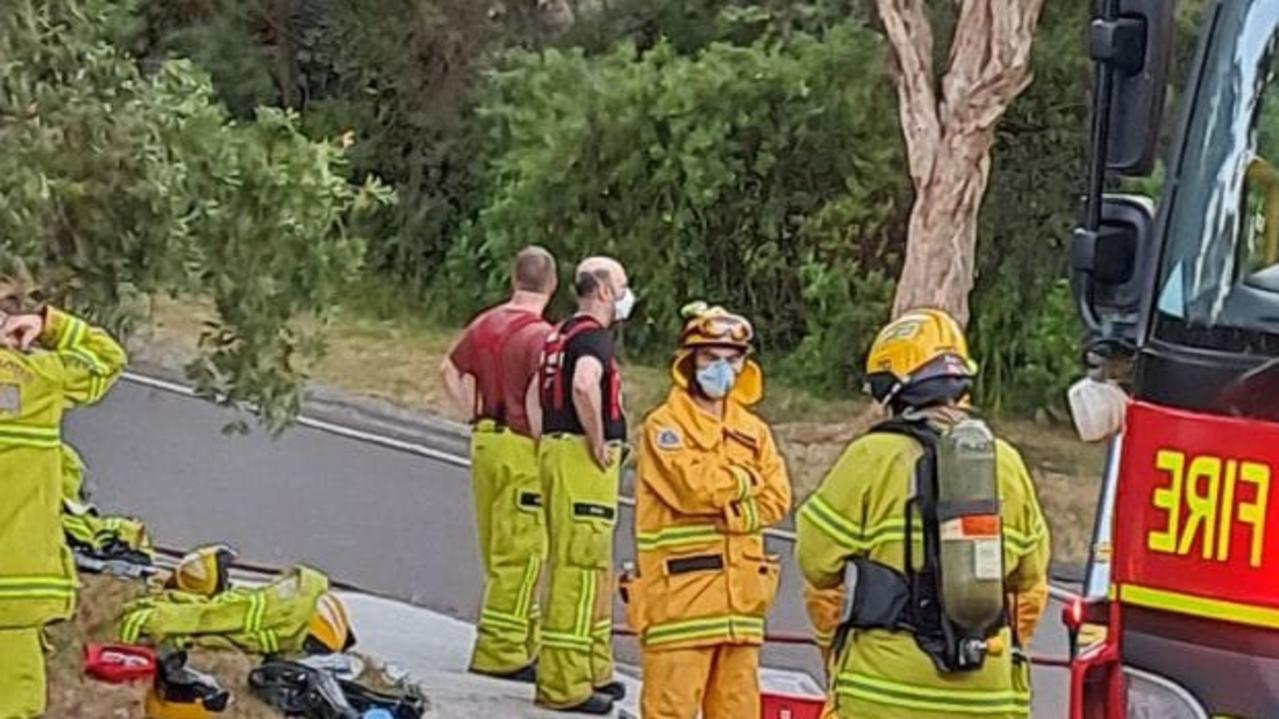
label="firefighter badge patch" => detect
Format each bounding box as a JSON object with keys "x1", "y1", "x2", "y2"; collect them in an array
[
  {"x1": 0, "y1": 383, "x2": 18, "y2": 416},
  {"x1": 656, "y1": 427, "x2": 681, "y2": 450}
]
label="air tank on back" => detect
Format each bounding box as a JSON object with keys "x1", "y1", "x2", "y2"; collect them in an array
[{"x1": 936, "y1": 418, "x2": 1004, "y2": 635}]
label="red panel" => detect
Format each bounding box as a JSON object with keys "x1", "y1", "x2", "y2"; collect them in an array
[{"x1": 1114, "y1": 402, "x2": 1279, "y2": 608}]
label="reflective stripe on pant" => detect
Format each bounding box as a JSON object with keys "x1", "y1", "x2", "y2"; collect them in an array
[
  {"x1": 0, "y1": 628, "x2": 45, "y2": 719},
  {"x1": 536, "y1": 435, "x2": 619, "y2": 709},
  {"x1": 833, "y1": 664, "x2": 1032, "y2": 719},
  {"x1": 640, "y1": 644, "x2": 759, "y2": 719},
  {"x1": 469, "y1": 423, "x2": 547, "y2": 675}
]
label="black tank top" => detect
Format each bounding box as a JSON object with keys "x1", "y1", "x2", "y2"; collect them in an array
[{"x1": 539, "y1": 315, "x2": 627, "y2": 441}]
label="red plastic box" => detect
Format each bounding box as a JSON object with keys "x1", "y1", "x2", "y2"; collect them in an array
[
  {"x1": 83, "y1": 643, "x2": 156, "y2": 684},
  {"x1": 761, "y1": 690, "x2": 826, "y2": 719}
]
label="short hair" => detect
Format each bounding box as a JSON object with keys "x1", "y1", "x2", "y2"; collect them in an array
[
  {"x1": 512, "y1": 246, "x2": 556, "y2": 293},
  {"x1": 574, "y1": 267, "x2": 613, "y2": 298}
]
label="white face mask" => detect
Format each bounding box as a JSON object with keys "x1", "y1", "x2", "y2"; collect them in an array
[
  {"x1": 1068, "y1": 376, "x2": 1128, "y2": 443},
  {"x1": 613, "y1": 287, "x2": 636, "y2": 323}
]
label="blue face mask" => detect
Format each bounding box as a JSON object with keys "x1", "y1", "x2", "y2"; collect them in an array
[{"x1": 695, "y1": 359, "x2": 738, "y2": 399}]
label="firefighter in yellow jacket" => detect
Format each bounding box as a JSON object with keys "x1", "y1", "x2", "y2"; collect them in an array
[
  {"x1": 796, "y1": 309, "x2": 1050, "y2": 719},
  {"x1": 0, "y1": 259, "x2": 127, "y2": 718},
  {"x1": 629, "y1": 302, "x2": 791, "y2": 719}
]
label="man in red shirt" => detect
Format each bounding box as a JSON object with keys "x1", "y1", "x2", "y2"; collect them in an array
[{"x1": 441, "y1": 246, "x2": 558, "y2": 682}]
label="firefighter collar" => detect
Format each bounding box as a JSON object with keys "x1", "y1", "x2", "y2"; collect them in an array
[{"x1": 660, "y1": 388, "x2": 762, "y2": 453}]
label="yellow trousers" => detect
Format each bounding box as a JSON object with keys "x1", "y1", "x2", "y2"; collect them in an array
[
  {"x1": 0, "y1": 628, "x2": 45, "y2": 719},
  {"x1": 469, "y1": 423, "x2": 547, "y2": 675},
  {"x1": 535, "y1": 435, "x2": 619, "y2": 709},
  {"x1": 641, "y1": 644, "x2": 759, "y2": 719}
]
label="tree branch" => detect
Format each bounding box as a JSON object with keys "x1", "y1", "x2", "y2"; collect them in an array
[
  {"x1": 874, "y1": 0, "x2": 942, "y2": 186},
  {"x1": 941, "y1": 0, "x2": 1046, "y2": 139}
]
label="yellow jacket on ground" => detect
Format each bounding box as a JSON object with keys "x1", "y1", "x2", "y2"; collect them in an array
[
  {"x1": 796, "y1": 430, "x2": 1050, "y2": 719},
  {"x1": 0, "y1": 308, "x2": 127, "y2": 630},
  {"x1": 629, "y1": 388, "x2": 791, "y2": 649},
  {"x1": 119, "y1": 567, "x2": 329, "y2": 654}
]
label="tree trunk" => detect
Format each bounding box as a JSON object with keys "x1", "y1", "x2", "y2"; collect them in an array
[
  {"x1": 891, "y1": 129, "x2": 997, "y2": 325},
  {"x1": 875, "y1": 0, "x2": 1046, "y2": 327},
  {"x1": 263, "y1": 0, "x2": 301, "y2": 109}
]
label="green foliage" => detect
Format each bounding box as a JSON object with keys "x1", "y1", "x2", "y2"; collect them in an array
[
  {"x1": 452, "y1": 25, "x2": 906, "y2": 377},
  {"x1": 967, "y1": 0, "x2": 1089, "y2": 412},
  {"x1": 0, "y1": 0, "x2": 391, "y2": 431}
]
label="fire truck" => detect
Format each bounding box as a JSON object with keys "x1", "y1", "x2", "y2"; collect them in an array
[{"x1": 1067, "y1": 0, "x2": 1279, "y2": 716}]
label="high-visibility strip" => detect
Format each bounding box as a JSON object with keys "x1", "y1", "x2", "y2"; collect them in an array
[
  {"x1": 0, "y1": 586, "x2": 76, "y2": 601},
  {"x1": 862, "y1": 520, "x2": 909, "y2": 550},
  {"x1": 543, "y1": 631, "x2": 592, "y2": 650},
  {"x1": 734, "y1": 468, "x2": 751, "y2": 501},
  {"x1": 57, "y1": 317, "x2": 87, "y2": 351},
  {"x1": 836, "y1": 672, "x2": 1029, "y2": 715},
  {"x1": 813, "y1": 629, "x2": 835, "y2": 647},
  {"x1": 259, "y1": 629, "x2": 279, "y2": 654},
  {"x1": 481, "y1": 609, "x2": 529, "y2": 632},
  {"x1": 799, "y1": 495, "x2": 863, "y2": 550},
  {"x1": 644, "y1": 615, "x2": 765, "y2": 646},
  {"x1": 1005, "y1": 521, "x2": 1047, "y2": 555},
  {"x1": 580, "y1": 570, "x2": 597, "y2": 638},
  {"x1": 636, "y1": 524, "x2": 722, "y2": 550},
  {"x1": 64, "y1": 347, "x2": 107, "y2": 374},
  {"x1": 121, "y1": 608, "x2": 155, "y2": 644},
  {"x1": 0, "y1": 576, "x2": 76, "y2": 591},
  {"x1": 1119, "y1": 584, "x2": 1279, "y2": 630},
  {"x1": 592, "y1": 618, "x2": 612, "y2": 637},
  {"x1": 514, "y1": 556, "x2": 539, "y2": 619},
  {"x1": 0, "y1": 423, "x2": 61, "y2": 449}
]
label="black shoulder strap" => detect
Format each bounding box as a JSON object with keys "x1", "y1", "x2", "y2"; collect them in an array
[{"x1": 869, "y1": 417, "x2": 943, "y2": 632}]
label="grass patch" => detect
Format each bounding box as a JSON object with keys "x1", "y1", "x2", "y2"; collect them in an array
[
  {"x1": 135, "y1": 294, "x2": 1105, "y2": 564},
  {"x1": 46, "y1": 575, "x2": 279, "y2": 718}
]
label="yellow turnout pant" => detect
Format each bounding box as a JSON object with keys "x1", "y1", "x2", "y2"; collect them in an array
[
  {"x1": 0, "y1": 628, "x2": 45, "y2": 719},
  {"x1": 535, "y1": 435, "x2": 619, "y2": 709},
  {"x1": 641, "y1": 643, "x2": 760, "y2": 719},
  {"x1": 469, "y1": 422, "x2": 547, "y2": 675}
]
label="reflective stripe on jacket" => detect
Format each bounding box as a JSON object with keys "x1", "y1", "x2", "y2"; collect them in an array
[
  {"x1": 629, "y1": 389, "x2": 791, "y2": 650},
  {"x1": 0, "y1": 309, "x2": 126, "y2": 629}
]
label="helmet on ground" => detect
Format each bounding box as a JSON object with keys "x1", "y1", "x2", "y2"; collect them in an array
[
  {"x1": 169, "y1": 545, "x2": 237, "y2": 597},
  {"x1": 864, "y1": 308, "x2": 977, "y2": 410},
  {"x1": 670, "y1": 302, "x2": 764, "y2": 405},
  {"x1": 305, "y1": 592, "x2": 355, "y2": 654}
]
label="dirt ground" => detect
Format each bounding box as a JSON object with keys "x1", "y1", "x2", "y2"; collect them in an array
[
  {"x1": 44, "y1": 574, "x2": 279, "y2": 718},
  {"x1": 134, "y1": 295, "x2": 1106, "y2": 565}
]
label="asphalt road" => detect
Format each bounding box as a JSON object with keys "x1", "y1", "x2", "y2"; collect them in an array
[{"x1": 65, "y1": 375, "x2": 1069, "y2": 716}]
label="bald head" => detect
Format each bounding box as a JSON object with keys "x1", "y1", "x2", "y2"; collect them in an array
[
  {"x1": 511, "y1": 245, "x2": 557, "y2": 295},
  {"x1": 574, "y1": 256, "x2": 626, "y2": 299}
]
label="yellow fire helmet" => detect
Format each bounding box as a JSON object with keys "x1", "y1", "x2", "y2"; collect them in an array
[
  {"x1": 670, "y1": 301, "x2": 764, "y2": 406},
  {"x1": 864, "y1": 308, "x2": 977, "y2": 409},
  {"x1": 168, "y1": 544, "x2": 237, "y2": 597},
  {"x1": 305, "y1": 592, "x2": 355, "y2": 654}
]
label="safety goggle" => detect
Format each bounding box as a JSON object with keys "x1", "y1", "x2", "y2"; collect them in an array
[{"x1": 683, "y1": 312, "x2": 754, "y2": 344}]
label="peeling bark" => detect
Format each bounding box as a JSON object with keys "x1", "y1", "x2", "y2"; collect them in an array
[{"x1": 876, "y1": 0, "x2": 1047, "y2": 326}]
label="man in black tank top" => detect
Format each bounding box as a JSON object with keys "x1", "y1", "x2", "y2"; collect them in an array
[{"x1": 534, "y1": 256, "x2": 635, "y2": 715}]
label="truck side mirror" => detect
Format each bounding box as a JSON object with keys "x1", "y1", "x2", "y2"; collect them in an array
[
  {"x1": 1071, "y1": 195, "x2": 1155, "y2": 343},
  {"x1": 1093, "y1": 0, "x2": 1175, "y2": 176}
]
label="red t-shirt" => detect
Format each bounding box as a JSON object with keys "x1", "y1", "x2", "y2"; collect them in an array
[{"x1": 450, "y1": 305, "x2": 552, "y2": 436}]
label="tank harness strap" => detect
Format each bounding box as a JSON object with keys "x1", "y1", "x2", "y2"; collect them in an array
[
  {"x1": 474, "y1": 310, "x2": 545, "y2": 423},
  {"x1": 831, "y1": 418, "x2": 1010, "y2": 675},
  {"x1": 540, "y1": 316, "x2": 603, "y2": 412}
]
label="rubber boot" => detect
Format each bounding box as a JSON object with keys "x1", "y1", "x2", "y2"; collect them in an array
[
  {"x1": 557, "y1": 691, "x2": 615, "y2": 715},
  {"x1": 594, "y1": 681, "x2": 626, "y2": 701}
]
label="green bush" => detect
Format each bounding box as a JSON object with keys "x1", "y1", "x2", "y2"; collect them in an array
[{"x1": 449, "y1": 24, "x2": 907, "y2": 375}]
